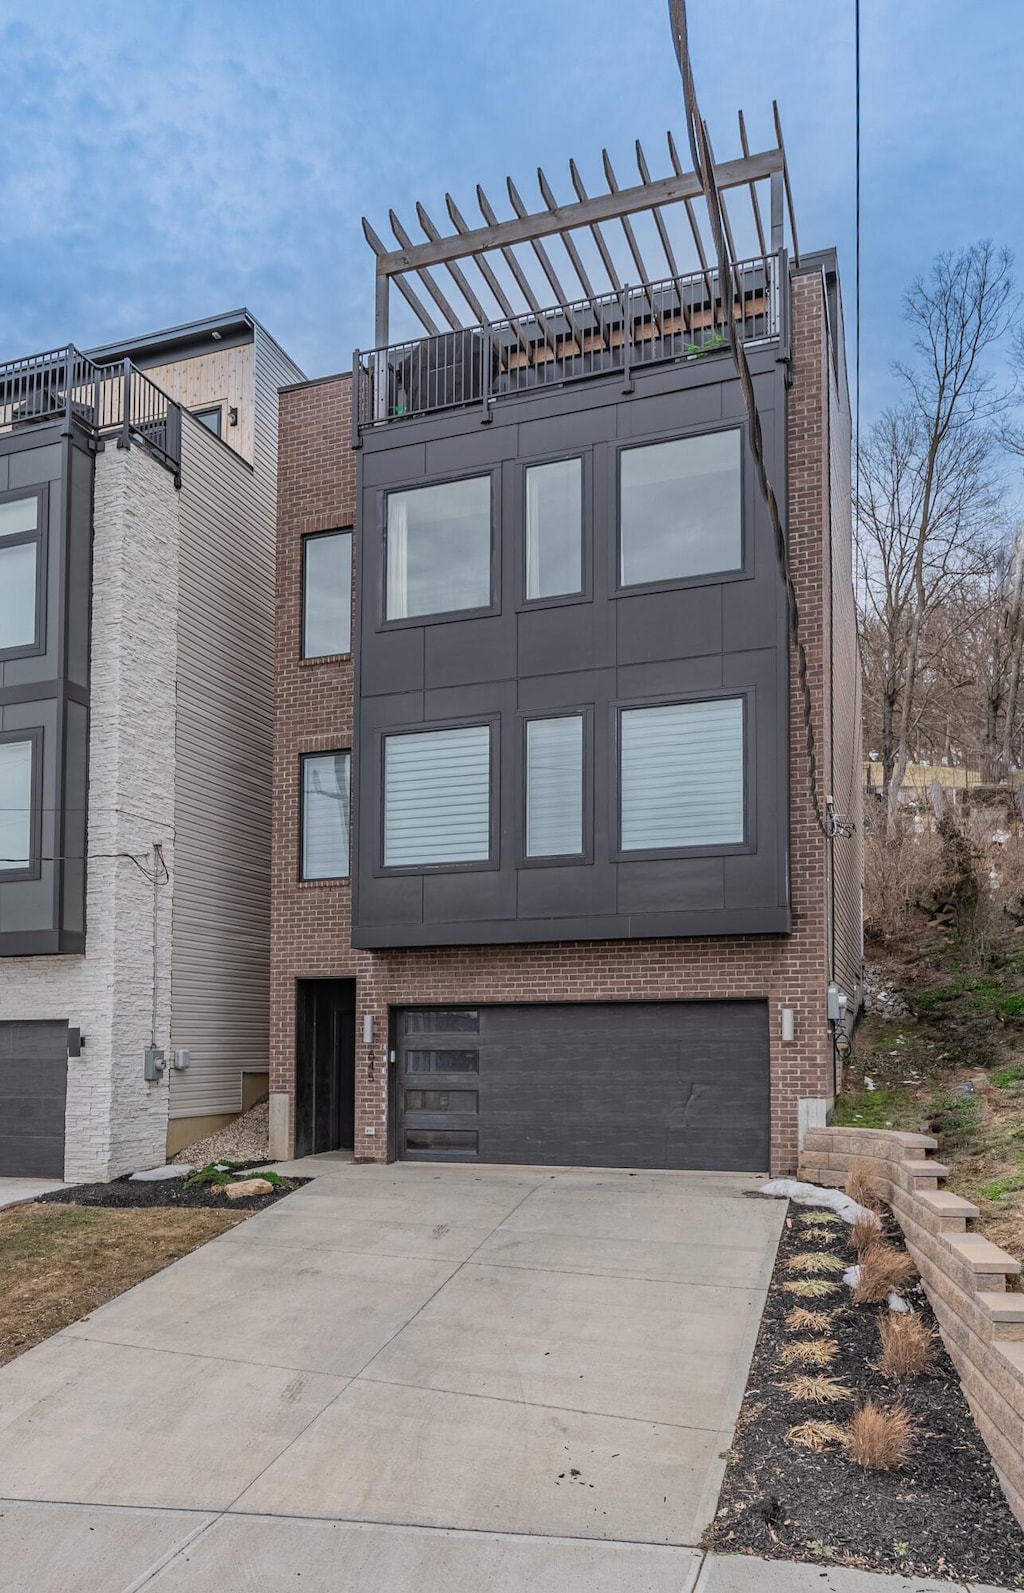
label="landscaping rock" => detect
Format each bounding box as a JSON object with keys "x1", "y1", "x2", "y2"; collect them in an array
[
  {"x1": 224, "y1": 1178, "x2": 275, "y2": 1200},
  {"x1": 129, "y1": 1166, "x2": 193, "y2": 1182}
]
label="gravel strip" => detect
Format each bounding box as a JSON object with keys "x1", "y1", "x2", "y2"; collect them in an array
[{"x1": 170, "y1": 1098, "x2": 269, "y2": 1166}]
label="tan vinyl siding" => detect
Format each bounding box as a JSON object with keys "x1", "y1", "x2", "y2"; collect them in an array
[
  {"x1": 147, "y1": 343, "x2": 255, "y2": 463},
  {"x1": 169, "y1": 327, "x2": 304, "y2": 1119}
]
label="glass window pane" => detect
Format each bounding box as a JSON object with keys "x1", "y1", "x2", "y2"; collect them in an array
[
  {"x1": 620, "y1": 430, "x2": 741, "y2": 586},
  {"x1": 525, "y1": 458, "x2": 582, "y2": 599},
  {"x1": 402, "y1": 1010, "x2": 479, "y2": 1034},
  {"x1": 0, "y1": 542, "x2": 38, "y2": 650},
  {"x1": 404, "y1": 1129, "x2": 478, "y2": 1154},
  {"x1": 404, "y1": 1089, "x2": 478, "y2": 1112},
  {"x1": 0, "y1": 739, "x2": 33, "y2": 872},
  {"x1": 0, "y1": 497, "x2": 37, "y2": 536},
  {"x1": 526, "y1": 715, "x2": 583, "y2": 857},
  {"x1": 386, "y1": 476, "x2": 491, "y2": 619},
  {"x1": 620, "y1": 698, "x2": 744, "y2": 850},
  {"x1": 384, "y1": 725, "x2": 490, "y2": 866},
  {"x1": 405, "y1": 1049, "x2": 480, "y2": 1072},
  {"x1": 303, "y1": 531, "x2": 352, "y2": 657},
  {"x1": 301, "y1": 752, "x2": 350, "y2": 879},
  {"x1": 195, "y1": 407, "x2": 222, "y2": 437}
]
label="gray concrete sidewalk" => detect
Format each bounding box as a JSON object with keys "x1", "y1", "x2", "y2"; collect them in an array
[
  {"x1": 0, "y1": 1176, "x2": 64, "y2": 1209},
  {"x1": 0, "y1": 1159, "x2": 1012, "y2": 1591}
]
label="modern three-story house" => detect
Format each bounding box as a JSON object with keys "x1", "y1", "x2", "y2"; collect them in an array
[
  {"x1": 269, "y1": 125, "x2": 862, "y2": 1175},
  {"x1": 0, "y1": 312, "x2": 303, "y2": 1180}
]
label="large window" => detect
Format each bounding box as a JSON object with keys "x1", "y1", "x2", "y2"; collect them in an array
[
  {"x1": 525, "y1": 715, "x2": 584, "y2": 857},
  {"x1": 525, "y1": 458, "x2": 582, "y2": 600},
  {"x1": 0, "y1": 496, "x2": 41, "y2": 654},
  {"x1": 301, "y1": 752, "x2": 351, "y2": 880},
  {"x1": 302, "y1": 529, "x2": 352, "y2": 658},
  {"x1": 0, "y1": 737, "x2": 35, "y2": 875},
  {"x1": 384, "y1": 725, "x2": 491, "y2": 867},
  {"x1": 620, "y1": 697, "x2": 745, "y2": 851},
  {"x1": 619, "y1": 429, "x2": 742, "y2": 588},
  {"x1": 386, "y1": 476, "x2": 491, "y2": 620}
]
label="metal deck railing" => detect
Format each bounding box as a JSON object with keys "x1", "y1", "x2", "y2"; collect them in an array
[
  {"x1": 355, "y1": 251, "x2": 784, "y2": 431},
  {"x1": 0, "y1": 345, "x2": 182, "y2": 482}
]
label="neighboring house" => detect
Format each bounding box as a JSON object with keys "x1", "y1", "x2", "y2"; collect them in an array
[
  {"x1": 269, "y1": 129, "x2": 863, "y2": 1175},
  {"x1": 0, "y1": 312, "x2": 303, "y2": 1180}
]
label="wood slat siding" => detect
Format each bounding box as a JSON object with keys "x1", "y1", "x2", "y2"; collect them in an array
[
  {"x1": 827, "y1": 317, "x2": 863, "y2": 1009},
  {"x1": 169, "y1": 327, "x2": 304, "y2": 1119},
  {"x1": 147, "y1": 344, "x2": 255, "y2": 463}
]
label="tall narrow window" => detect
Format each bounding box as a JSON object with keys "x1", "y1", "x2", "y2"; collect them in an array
[
  {"x1": 620, "y1": 698, "x2": 745, "y2": 851},
  {"x1": 525, "y1": 715, "x2": 584, "y2": 857},
  {"x1": 302, "y1": 529, "x2": 352, "y2": 657},
  {"x1": 386, "y1": 476, "x2": 491, "y2": 620},
  {"x1": 0, "y1": 496, "x2": 40, "y2": 654},
  {"x1": 0, "y1": 738, "x2": 34, "y2": 874},
  {"x1": 619, "y1": 430, "x2": 742, "y2": 587},
  {"x1": 301, "y1": 752, "x2": 351, "y2": 879},
  {"x1": 525, "y1": 458, "x2": 582, "y2": 600},
  {"x1": 384, "y1": 725, "x2": 491, "y2": 866}
]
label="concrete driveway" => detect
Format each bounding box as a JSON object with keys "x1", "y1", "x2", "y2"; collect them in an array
[{"x1": 0, "y1": 1160, "x2": 783, "y2": 1592}]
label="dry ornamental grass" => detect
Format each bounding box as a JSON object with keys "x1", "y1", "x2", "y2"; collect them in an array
[
  {"x1": 845, "y1": 1159, "x2": 885, "y2": 1211},
  {"x1": 877, "y1": 1312, "x2": 936, "y2": 1378},
  {"x1": 786, "y1": 1251, "x2": 848, "y2": 1276},
  {"x1": 851, "y1": 1242, "x2": 917, "y2": 1305},
  {"x1": 799, "y1": 1211, "x2": 843, "y2": 1230},
  {"x1": 785, "y1": 1306, "x2": 836, "y2": 1333},
  {"x1": 849, "y1": 1213, "x2": 883, "y2": 1254},
  {"x1": 782, "y1": 1278, "x2": 841, "y2": 1299},
  {"x1": 779, "y1": 1338, "x2": 839, "y2": 1368},
  {"x1": 780, "y1": 1374, "x2": 854, "y2": 1404},
  {"x1": 846, "y1": 1400, "x2": 915, "y2": 1470},
  {"x1": 786, "y1": 1420, "x2": 849, "y2": 1452}
]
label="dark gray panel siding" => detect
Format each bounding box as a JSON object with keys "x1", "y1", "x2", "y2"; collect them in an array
[
  {"x1": 353, "y1": 349, "x2": 790, "y2": 948},
  {"x1": 0, "y1": 1019, "x2": 68, "y2": 1176}
]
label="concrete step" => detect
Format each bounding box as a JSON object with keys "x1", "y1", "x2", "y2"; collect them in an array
[
  {"x1": 978, "y1": 1291, "x2": 1024, "y2": 1340},
  {"x1": 943, "y1": 1232, "x2": 1022, "y2": 1278},
  {"x1": 903, "y1": 1159, "x2": 950, "y2": 1187},
  {"x1": 916, "y1": 1189, "x2": 979, "y2": 1232}
]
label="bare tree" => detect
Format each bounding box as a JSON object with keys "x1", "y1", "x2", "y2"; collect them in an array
[{"x1": 856, "y1": 242, "x2": 1015, "y2": 820}]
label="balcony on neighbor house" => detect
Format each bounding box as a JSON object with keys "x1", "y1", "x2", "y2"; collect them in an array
[{"x1": 0, "y1": 345, "x2": 182, "y2": 483}]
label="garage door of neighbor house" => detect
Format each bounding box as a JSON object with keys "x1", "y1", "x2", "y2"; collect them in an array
[
  {"x1": 0, "y1": 1020, "x2": 69, "y2": 1178},
  {"x1": 396, "y1": 1002, "x2": 770, "y2": 1172}
]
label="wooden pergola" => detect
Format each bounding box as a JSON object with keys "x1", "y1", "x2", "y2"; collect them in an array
[{"x1": 362, "y1": 108, "x2": 799, "y2": 347}]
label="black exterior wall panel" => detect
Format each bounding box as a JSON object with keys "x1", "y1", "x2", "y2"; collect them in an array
[
  {"x1": 353, "y1": 349, "x2": 789, "y2": 949},
  {"x1": 0, "y1": 1019, "x2": 68, "y2": 1177},
  {"x1": 397, "y1": 1000, "x2": 770, "y2": 1171}
]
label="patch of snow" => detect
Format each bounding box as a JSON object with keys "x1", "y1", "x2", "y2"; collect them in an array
[
  {"x1": 864, "y1": 1076, "x2": 877, "y2": 1091},
  {"x1": 129, "y1": 1165, "x2": 193, "y2": 1182},
  {"x1": 760, "y1": 1179, "x2": 883, "y2": 1228},
  {"x1": 888, "y1": 1292, "x2": 912, "y2": 1313},
  {"x1": 843, "y1": 1264, "x2": 861, "y2": 1287}
]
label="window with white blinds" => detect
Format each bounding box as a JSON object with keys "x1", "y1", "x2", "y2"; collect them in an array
[
  {"x1": 525, "y1": 715, "x2": 584, "y2": 857},
  {"x1": 301, "y1": 752, "x2": 351, "y2": 879},
  {"x1": 620, "y1": 698, "x2": 745, "y2": 851},
  {"x1": 384, "y1": 725, "x2": 491, "y2": 867}
]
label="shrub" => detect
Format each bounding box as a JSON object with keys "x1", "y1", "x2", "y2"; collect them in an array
[
  {"x1": 780, "y1": 1374, "x2": 853, "y2": 1404},
  {"x1": 799, "y1": 1211, "x2": 843, "y2": 1228},
  {"x1": 845, "y1": 1401, "x2": 914, "y2": 1469},
  {"x1": 877, "y1": 1313, "x2": 936, "y2": 1378},
  {"x1": 845, "y1": 1159, "x2": 885, "y2": 1211},
  {"x1": 851, "y1": 1242, "x2": 916, "y2": 1304}
]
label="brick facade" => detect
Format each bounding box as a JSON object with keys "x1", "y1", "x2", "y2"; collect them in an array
[{"x1": 269, "y1": 271, "x2": 848, "y2": 1173}]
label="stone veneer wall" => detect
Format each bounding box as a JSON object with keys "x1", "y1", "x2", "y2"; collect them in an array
[
  {"x1": 799, "y1": 1125, "x2": 1024, "y2": 1529},
  {"x1": 0, "y1": 445, "x2": 179, "y2": 1181}
]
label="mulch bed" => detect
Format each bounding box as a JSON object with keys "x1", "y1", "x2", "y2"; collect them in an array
[
  {"x1": 712, "y1": 1200, "x2": 1024, "y2": 1587},
  {"x1": 36, "y1": 1170, "x2": 309, "y2": 1212}
]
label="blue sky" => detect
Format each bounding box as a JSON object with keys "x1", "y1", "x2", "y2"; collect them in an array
[{"x1": 1, "y1": 0, "x2": 1021, "y2": 428}]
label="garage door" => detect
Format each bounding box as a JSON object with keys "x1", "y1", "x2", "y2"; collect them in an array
[
  {"x1": 0, "y1": 1020, "x2": 68, "y2": 1178},
  {"x1": 396, "y1": 1002, "x2": 769, "y2": 1171}
]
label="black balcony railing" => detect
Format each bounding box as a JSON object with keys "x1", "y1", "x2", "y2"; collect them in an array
[
  {"x1": 355, "y1": 252, "x2": 784, "y2": 432},
  {"x1": 0, "y1": 345, "x2": 182, "y2": 482}
]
